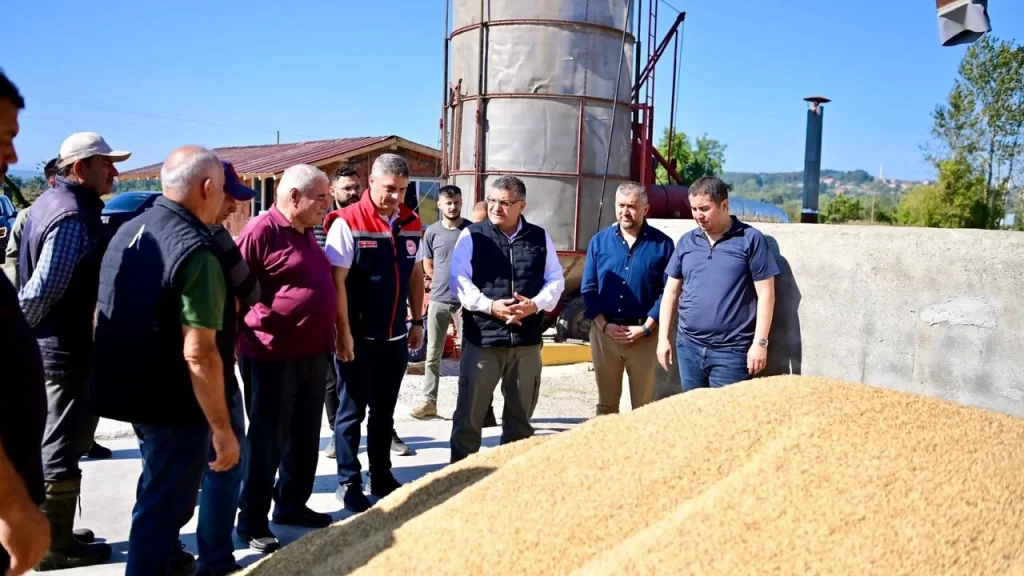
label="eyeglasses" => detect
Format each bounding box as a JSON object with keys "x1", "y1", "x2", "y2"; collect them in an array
[{"x1": 486, "y1": 197, "x2": 521, "y2": 209}]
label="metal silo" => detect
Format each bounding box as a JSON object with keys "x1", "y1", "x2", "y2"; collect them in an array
[{"x1": 445, "y1": 0, "x2": 635, "y2": 251}]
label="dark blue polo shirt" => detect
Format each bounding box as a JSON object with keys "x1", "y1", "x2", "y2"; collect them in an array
[
  {"x1": 581, "y1": 221, "x2": 676, "y2": 323},
  {"x1": 666, "y1": 216, "x2": 780, "y2": 349}
]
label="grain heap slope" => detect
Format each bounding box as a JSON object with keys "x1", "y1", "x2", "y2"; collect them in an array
[{"x1": 245, "y1": 376, "x2": 1024, "y2": 575}]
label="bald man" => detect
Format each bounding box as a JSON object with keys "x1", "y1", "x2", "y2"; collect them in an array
[
  {"x1": 470, "y1": 200, "x2": 487, "y2": 223},
  {"x1": 90, "y1": 146, "x2": 240, "y2": 576}
]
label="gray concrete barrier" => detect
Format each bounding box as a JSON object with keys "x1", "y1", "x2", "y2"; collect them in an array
[{"x1": 648, "y1": 219, "x2": 1024, "y2": 418}]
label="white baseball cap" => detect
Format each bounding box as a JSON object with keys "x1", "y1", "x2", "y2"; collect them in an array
[{"x1": 58, "y1": 132, "x2": 131, "y2": 168}]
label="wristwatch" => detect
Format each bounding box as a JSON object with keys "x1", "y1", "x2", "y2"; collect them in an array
[
  {"x1": 641, "y1": 325, "x2": 651, "y2": 338},
  {"x1": 757, "y1": 337, "x2": 769, "y2": 348},
  {"x1": 410, "y1": 318, "x2": 424, "y2": 327}
]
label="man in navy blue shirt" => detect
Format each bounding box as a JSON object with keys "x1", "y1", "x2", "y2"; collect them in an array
[
  {"x1": 658, "y1": 176, "x2": 779, "y2": 391},
  {"x1": 581, "y1": 182, "x2": 675, "y2": 414}
]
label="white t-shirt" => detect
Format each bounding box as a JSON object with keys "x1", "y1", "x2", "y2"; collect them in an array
[{"x1": 325, "y1": 212, "x2": 424, "y2": 269}]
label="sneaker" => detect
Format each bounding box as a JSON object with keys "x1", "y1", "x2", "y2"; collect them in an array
[
  {"x1": 86, "y1": 442, "x2": 113, "y2": 459},
  {"x1": 391, "y1": 430, "x2": 413, "y2": 456},
  {"x1": 169, "y1": 543, "x2": 195, "y2": 576},
  {"x1": 272, "y1": 506, "x2": 333, "y2": 529},
  {"x1": 335, "y1": 483, "x2": 371, "y2": 513},
  {"x1": 368, "y1": 473, "x2": 402, "y2": 498},
  {"x1": 409, "y1": 401, "x2": 437, "y2": 420},
  {"x1": 236, "y1": 526, "x2": 280, "y2": 554},
  {"x1": 325, "y1": 436, "x2": 336, "y2": 459}
]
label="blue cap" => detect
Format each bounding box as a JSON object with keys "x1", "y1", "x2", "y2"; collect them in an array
[{"x1": 223, "y1": 160, "x2": 257, "y2": 201}]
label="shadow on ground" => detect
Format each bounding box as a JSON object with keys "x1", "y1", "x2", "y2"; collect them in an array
[{"x1": 245, "y1": 466, "x2": 497, "y2": 575}]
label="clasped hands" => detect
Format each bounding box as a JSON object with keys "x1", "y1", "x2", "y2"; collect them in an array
[
  {"x1": 603, "y1": 322, "x2": 646, "y2": 345},
  {"x1": 490, "y1": 292, "x2": 539, "y2": 325}
]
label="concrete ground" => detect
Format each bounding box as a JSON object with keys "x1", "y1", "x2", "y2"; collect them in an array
[{"x1": 35, "y1": 359, "x2": 630, "y2": 575}]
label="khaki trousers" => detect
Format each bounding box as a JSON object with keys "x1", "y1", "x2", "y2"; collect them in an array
[{"x1": 590, "y1": 323, "x2": 658, "y2": 415}]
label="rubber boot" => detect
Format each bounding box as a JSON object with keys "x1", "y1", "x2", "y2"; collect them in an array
[{"x1": 35, "y1": 479, "x2": 112, "y2": 570}]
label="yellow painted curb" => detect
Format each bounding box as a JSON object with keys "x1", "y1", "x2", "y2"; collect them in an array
[{"x1": 541, "y1": 342, "x2": 591, "y2": 366}]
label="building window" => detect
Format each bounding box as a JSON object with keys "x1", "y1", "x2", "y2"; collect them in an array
[
  {"x1": 410, "y1": 178, "x2": 441, "y2": 226},
  {"x1": 251, "y1": 178, "x2": 262, "y2": 216}
]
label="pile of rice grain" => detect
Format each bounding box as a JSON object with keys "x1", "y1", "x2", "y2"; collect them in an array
[{"x1": 244, "y1": 376, "x2": 1024, "y2": 575}]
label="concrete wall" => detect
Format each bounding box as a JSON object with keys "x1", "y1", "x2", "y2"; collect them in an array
[{"x1": 648, "y1": 219, "x2": 1024, "y2": 418}]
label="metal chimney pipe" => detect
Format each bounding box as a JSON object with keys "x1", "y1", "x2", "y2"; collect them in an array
[{"x1": 801, "y1": 96, "x2": 830, "y2": 224}]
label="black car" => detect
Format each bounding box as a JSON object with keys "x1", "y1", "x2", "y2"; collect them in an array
[{"x1": 101, "y1": 191, "x2": 161, "y2": 234}]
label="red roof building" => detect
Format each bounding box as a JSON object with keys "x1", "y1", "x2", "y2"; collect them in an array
[{"x1": 118, "y1": 135, "x2": 442, "y2": 235}]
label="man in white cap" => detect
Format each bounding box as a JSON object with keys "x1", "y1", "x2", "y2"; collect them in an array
[{"x1": 17, "y1": 131, "x2": 129, "y2": 569}]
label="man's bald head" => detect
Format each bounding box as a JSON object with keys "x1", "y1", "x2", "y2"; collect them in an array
[
  {"x1": 159, "y1": 145, "x2": 225, "y2": 224},
  {"x1": 470, "y1": 200, "x2": 487, "y2": 223}
]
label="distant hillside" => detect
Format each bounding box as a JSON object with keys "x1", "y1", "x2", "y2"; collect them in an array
[{"x1": 720, "y1": 169, "x2": 934, "y2": 222}]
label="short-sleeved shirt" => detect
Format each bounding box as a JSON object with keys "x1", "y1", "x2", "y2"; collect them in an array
[
  {"x1": 422, "y1": 219, "x2": 470, "y2": 304},
  {"x1": 178, "y1": 248, "x2": 226, "y2": 330},
  {"x1": 324, "y1": 210, "x2": 425, "y2": 269},
  {"x1": 666, "y1": 216, "x2": 780, "y2": 349}
]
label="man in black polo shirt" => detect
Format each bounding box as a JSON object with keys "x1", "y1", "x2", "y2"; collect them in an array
[
  {"x1": 448, "y1": 175, "x2": 565, "y2": 463},
  {"x1": 657, "y1": 176, "x2": 779, "y2": 390},
  {"x1": 0, "y1": 69, "x2": 51, "y2": 576}
]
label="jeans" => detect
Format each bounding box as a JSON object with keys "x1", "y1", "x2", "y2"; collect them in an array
[
  {"x1": 196, "y1": 388, "x2": 247, "y2": 574},
  {"x1": 334, "y1": 337, "x2": 408, "y2": 486},
  {"x1": 237, "y1": 354, "x2": 329, "y2": 533},
  {"x1": 450, "y1": 343, "x2": 542, "y2": 463},
  {"x1": 127, "y1": 423, "x2": 210, "y2": 576},
  {"x1": 423, "y1": 301, "x2": 462, "y2": 403},
  {"x1": 41, "y1": 366, "x2": 99, "y2": 481},
  {"x1": 676, "y1": 337, "x2": 752, "y2": 392},
  {"x1": 324, "y1": 354, "x2": 340, "y2": 432}
]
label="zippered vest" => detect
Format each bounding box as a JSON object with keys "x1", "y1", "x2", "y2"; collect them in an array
[
  {"x1": 18, "y1": 177, "x2": 106, "y2": 375},
  {"x1": 90, "y1": 197, "x2": 219, "y2": 427},
  {"x1": 463, "y1": 217, "x2": 547, "y2": 348},
  {"x1": 325, "y1": 193, "x2": 422, "y2": 340}
]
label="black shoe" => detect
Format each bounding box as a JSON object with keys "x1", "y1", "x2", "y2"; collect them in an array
[
  {"x1": 335, "y1": 483, "x2": 371, "y2": 513},
  {"x1": 237, "y1": 526, "x2": 280, "y2": 554},
  {"x1": 483, "y1": 406, "x2": 498, "y2": 428},
  {"x1": 390, "y1": 430, "x2": 413, "y2": 456},
  {"x1": 72, "y1": 528, "x2": 95, "y2": 543},
  {"x1": 273, "y1": 506, "x2": 333, "y2": 529},
  {"x1": 197, "y1": 563, "x2": 244, "y2": 576},
  {"x1": 368, "y1": 473, "x2": 402, "y2": 498},
  {"x1": 86, "y1": 442, "x2": 113, "y2": 459},
  {"x1": 169, "y1": 543, "x2": 196, "y2": 576}
]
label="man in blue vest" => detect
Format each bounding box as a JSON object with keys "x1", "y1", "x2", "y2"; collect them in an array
[
  {"x1": 324, "y1": 153, "x2": 425, "y2": 513},
  {"x1": 18, "y1": 130, "x2": 132, "y2": 569},
  {"x1": 90, "y1": 146, "x2": 240, "y2": 576},
  {"x1": 448, "y1": 175, "x2": 565, "y2": 463}
]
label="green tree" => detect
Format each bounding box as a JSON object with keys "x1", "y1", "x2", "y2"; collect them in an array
[
  {"x1": 655, "y1": 129, "x2": 726, "y2": 186},
  {"x1": 928, "y1": 35, "x2": 1024, "y2": 226},
  {"x1": 820, "y1": 194, "x2": 863, "y2": 223},
  {"x1": 896, "y1": 158, "x2": 989, "y2": 228}
]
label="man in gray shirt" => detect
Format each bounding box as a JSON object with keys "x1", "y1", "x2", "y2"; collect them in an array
[{"x1": 410, "y1": 185, "x2": 495, "y2": 425}]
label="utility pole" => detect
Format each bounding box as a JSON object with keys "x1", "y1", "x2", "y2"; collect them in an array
[
  {"x1": 276, "y1": 130, "x2": 280, "y2": 145},
  {"x1": 801, "y1": 96, "x2": 830, "y2": 224}
]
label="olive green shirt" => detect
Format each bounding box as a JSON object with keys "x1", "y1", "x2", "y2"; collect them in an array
[{"x1": 179, "y1": 248, "x2": 225, "y2": 330}]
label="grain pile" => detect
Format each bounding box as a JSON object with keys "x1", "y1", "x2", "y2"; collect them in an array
[{"x1": 244, "y1": 376, "x2": 1024, "y2": 575}]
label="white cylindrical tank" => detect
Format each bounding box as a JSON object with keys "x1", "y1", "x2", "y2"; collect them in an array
[{"x1": 447, "y1": 0, "x2": 635, "y2": 251}]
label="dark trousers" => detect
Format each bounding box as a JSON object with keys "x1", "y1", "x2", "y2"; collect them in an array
[
  {"x1": 41, "y1": 366, "x2": 99, "y2": 481},
  {"x1": 676, "y1": 337, "x2": 752, "y2": 392},
  {"x1": 196, "y1": 388, "x2": 247, "y2": 574},
  {"x1": 237, "y1": 354, "x2": 328, "y2": 532},
  {"x1": 450, "y1": 342, "x2": 542, "y2": 463},
  {"x1": 334, "y1": 337, "x2": 408, "y2": 486},
  {"x1": 127, "y1": 423, "x2": 210, "y2": 576},
  {"x1": 324, "y1": 354, "x2": 339, "y2": 432}
]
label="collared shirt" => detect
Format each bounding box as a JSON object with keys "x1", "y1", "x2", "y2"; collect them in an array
[
  {"x1": 236, "y1": 205, "x2": 338, "y2": 360},
  {"x1": 450, "y1": 219, "x2": 565, "y2": 314},
  {"x1": 325, "y1": 207, "x2": 423, "y2": 340},
  {"x1": 18, "y1": 216, "x2": 91, "y2": 327},
  {"x1": 581, "y1": 221, "x2": 675, "y2": 323},
  {"x1": 666, "y1": 216, "x2": 780, "y2": 349}
]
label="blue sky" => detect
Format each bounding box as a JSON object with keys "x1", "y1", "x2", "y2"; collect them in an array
[{"x1": 5, "y1": 0, "x2": 1022, "y2": 180}]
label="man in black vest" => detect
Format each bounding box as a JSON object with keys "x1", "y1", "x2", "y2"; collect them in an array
[
  {"x1": 0, "y1": 68, "x2": 51, "y2": 576},
  {"x1": 448, "y1": 175, "x2": 565, "y2": 463},
  {"x1": 90, "y1": 146, "x2": 240, "y2": 576},
  {"x1": 18, "y1": 130, "x2": 132, "y2": 569}
]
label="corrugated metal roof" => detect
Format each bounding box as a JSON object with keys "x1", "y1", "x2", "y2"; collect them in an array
[{"x1": 119, "y1": 135, "x2": 403, "y2": 179}]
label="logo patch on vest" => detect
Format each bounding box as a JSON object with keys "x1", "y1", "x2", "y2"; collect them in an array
[
  {"x1": 406, "y1": 239, "x2": 417, "y2": 256},
  {"x1": 358, "y1": 240, "x2": 377, "y2": 248}
]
